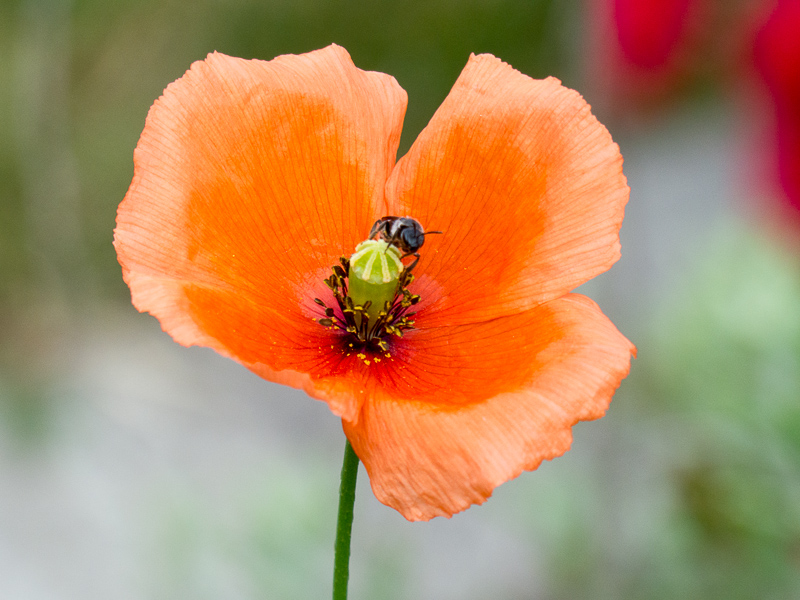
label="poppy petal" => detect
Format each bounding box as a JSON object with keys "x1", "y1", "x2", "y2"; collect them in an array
[
  {"x1": 114, "y1": 46, "x2": 407, "y2": 419},
  {"x1": 342, "y1": 294, "x2": 635, "y2": 521},
  {"x1": 386, "y1": 53, "x2": 629, "y2": 327}
]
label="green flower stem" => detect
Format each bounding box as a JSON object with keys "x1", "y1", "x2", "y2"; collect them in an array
[{"x1": 332, "y1": 438, "x2": 360, "y2": 600}]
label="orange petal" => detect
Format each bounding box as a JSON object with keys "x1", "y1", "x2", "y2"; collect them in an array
[
  {"x1": 114, "y1": 46, "x2": 407, "y2": 418},
  {"x1": 386, "y1": 53, "x2": 629, "y2": 327},
  {"x1": 342, "y1": 294, "x2": 635, "y2": 521}
]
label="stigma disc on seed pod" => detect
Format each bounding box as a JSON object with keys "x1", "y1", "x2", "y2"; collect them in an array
[{"x1": 350, "y1": 240, "x2": 404, "y2": 283}]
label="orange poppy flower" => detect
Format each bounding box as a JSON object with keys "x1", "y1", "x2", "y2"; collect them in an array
[{"x1": 114, "y1": 45, "x2": 634, "y2": 521}]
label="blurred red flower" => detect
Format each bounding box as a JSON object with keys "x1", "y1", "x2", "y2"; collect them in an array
[
  {"x1": 754, "y1": 0, "x2": 800, "y2": 212},
  {"x1": 590, "y1": 0, "x2": 708, "y2": 108}
]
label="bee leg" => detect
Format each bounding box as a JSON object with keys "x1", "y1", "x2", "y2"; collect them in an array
[
  {"x1": 368, "y1": 220, "x2": 383, "y2": 240},
  {"x1": 403, "y1": 253, "x2": 420, "y2": 272}
]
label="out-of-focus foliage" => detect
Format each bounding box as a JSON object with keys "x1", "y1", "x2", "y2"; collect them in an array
[{"x1": 639, "y1": 225, "x2": 800, "y2": 599}]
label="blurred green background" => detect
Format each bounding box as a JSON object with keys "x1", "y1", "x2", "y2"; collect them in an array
[{"x1": 2, "y1": 0, "x2": 800, "y2": 598}]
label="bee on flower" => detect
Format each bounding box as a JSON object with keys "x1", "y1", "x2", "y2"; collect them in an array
[{"x1": 114, "y1": 45, "x2": 634, "y2": 522}]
